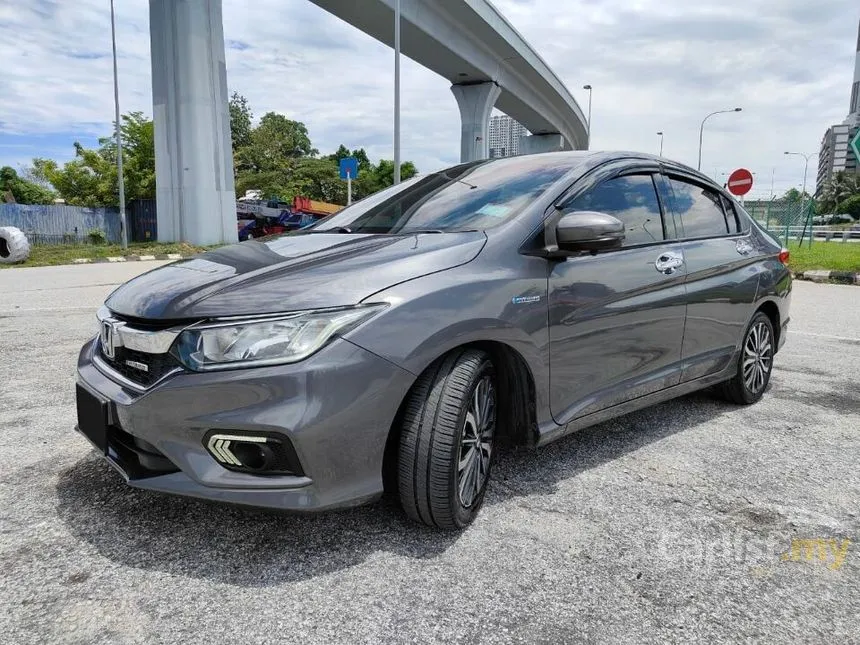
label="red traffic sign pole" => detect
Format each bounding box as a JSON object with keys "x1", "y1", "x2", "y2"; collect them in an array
[{"x1": 727, "y1": 168, "x2": 754, "y2": 197}]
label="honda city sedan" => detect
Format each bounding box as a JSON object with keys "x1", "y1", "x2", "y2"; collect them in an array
[{"x1": 75, "y1": 151, "x2": 791, "y2": 529}]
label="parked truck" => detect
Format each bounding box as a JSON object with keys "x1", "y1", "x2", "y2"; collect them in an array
[{"x1": 237, "y1": 194, "x2": 343, "y2": 241}]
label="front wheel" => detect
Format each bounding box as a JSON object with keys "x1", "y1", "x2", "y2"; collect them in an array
[
  {"x1": 718, "y1": 311, "x2": 775, "y2": 405},
  {"x1": 397, "y1": 349, "x2": 496, "y2": 529}
]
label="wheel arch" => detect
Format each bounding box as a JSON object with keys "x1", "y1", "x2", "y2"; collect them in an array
[
  {"x1": 755, "y1": 299, "x2": 781, "y2": 351},
  {"x1": 381, "y1": 339, "x2": 538, "y2": 494}
]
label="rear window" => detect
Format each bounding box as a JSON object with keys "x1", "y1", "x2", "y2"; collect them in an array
[
  {"x1": 667, "y1": 178, "x2": 729, "y2": 238},
  {"x1": 311, "y1": 156, "x2": 574, "y2": 234}
]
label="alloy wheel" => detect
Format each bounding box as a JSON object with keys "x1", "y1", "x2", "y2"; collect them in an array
[
  {"x1": 457, "y1": 375, "x2": 496, "y2": 508},
  {"x1": 743, "y1": 321, "x2": 772, "y2": 394}
]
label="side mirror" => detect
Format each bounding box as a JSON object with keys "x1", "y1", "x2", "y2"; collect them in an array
[{"x1": 556, "y1": 210, "x2": 625, "y2": 252}]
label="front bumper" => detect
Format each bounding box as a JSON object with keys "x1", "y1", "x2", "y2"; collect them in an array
[{"x1": 75, "y1": 336, "x2": 415, "y2": 511}]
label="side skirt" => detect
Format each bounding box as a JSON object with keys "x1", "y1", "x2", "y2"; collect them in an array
[{"x1": 535, "y1": 351, "x2": 739, "y2": 447}]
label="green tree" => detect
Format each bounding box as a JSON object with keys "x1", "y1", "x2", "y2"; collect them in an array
[
  {"x1": 31, "y1": 112, "x2": 155, "y2": 206},
  {"x1": 235, "y1": 112, "x2": 316, "y2": 175},
  {"x1": 836, "y1": 194, "x2": 860, "y2": 219},
  {"x1": 782, "y1": 187, "x2": 811, "y2": 203},
  {"x1": 819, "y1": 171, "x2": 860, "y2": 212},
  {"x1": 327, "y1": 144, "x2": 371, "y2": 172},
  {"x1": 98, "y1": 112, "x2": 156, "y2": 202},
  {"x1": 0, "y1": 166, "x2": 56, "y2": 204},
  {"x1": 358, "y1": 159, "x2": 418, "y2": 196},
  {"x1": 229, "y1": 92, "x2": 253, "y2": 150}
]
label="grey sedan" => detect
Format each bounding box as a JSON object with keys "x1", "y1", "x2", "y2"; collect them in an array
[{"x1": 75, "y1": 151, "x2": 791, "y2": 528}]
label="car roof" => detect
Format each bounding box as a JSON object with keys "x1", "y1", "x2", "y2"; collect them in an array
[{"x1": 519, "y1": 150, "x2": 724, "y2": 189}]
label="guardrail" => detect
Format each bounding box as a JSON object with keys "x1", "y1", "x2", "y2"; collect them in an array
[{"x1": 755, "y1": 222, "x2": 860, "y2": 243}]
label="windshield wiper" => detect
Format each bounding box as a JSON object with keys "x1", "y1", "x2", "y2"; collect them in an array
[
  {"x1": 440, "y1": 172, "x2": 478, "y2": 190},
  {"x1": 305, "y1": 226, "x2": 354, "y2": 234}
]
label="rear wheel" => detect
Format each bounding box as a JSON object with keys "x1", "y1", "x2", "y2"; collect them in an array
[
  {"x1": 718, "y1": 311, "x2": 774, "y2": 405},
  {"x1": 397, "y1": 349, "x2": 496, "y2": 529}
]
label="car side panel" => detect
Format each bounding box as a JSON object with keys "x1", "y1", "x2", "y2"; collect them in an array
[
  {"x1": 345, "y1": 252, "x2": 556, "y2": 430},
  {"x1": 547, "y1": 245, "x2": 688, "y2": 424},
  {"x1": 676, "y1": 236, "x2": 763, "y2": 381}
]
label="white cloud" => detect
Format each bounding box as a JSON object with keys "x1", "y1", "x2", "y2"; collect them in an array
[{"x1": 0, "y1": 0, "x2": 856, "y2": 197}]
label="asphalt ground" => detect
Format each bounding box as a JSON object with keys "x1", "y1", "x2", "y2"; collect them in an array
[{"x1": 1, "y1": 263, "x2": 858, "y2": 644}]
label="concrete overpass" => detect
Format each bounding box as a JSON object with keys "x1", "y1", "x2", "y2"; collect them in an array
[
  {"x1": 308, "y1": 0, "x2": 588, "y2": 160},
  {"x1": 148, "y1": 0, "x2": 588, "y2": 246}
]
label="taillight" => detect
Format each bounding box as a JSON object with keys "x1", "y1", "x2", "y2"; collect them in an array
[{"x1": 778, "y1": 248, "x2": 790, "y2": 265}]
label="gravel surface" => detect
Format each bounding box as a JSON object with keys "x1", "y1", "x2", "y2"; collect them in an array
[{"x1": 1, "y1": 264, "x2": 858, "y2": 644}]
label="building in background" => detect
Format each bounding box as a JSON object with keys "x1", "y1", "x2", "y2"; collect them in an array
[
  {"x1": 816, "y1": 18, "x2": 860, "y2": 195},
  {"x1": 488, "y1": 115, "x2": 529, "y2": 158}
]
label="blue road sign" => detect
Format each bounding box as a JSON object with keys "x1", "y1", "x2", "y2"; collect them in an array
[{"x1": 339, "y1": 157, "x2": 359, "y2": 180}]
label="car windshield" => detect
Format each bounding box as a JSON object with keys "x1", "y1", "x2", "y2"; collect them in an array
[{"x1": 308, "y1": 155, "x2": 574, "y2": 234}]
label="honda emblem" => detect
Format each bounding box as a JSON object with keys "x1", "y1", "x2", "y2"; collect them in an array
[{"x1": 100, "y1": 320, "x2": 117, "y2": 359}]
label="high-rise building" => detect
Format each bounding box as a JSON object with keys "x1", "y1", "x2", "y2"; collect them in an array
[
  {"x1": 488, "y1": 115, "x2": 529, "y2": 158},
  {"x1": 816, "y1": 18, "x2": 860, "y2": 195}
]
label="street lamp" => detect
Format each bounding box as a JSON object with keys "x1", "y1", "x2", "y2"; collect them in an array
[
  {"x1": 583, "y1": 85, "x2": 592, "y2": 149},
  {"x1": 656, "y1": 131, "x2": 664, "y2": 157},
  {"x1": 110, "y1": 0, "x2": 127, "y2": 249},
  {"x1": 783, "y1": 151, "x2": 814, "y2": 200},
  {"x1": 697, "y1": 107, "x2": 742, "y2": 171}
]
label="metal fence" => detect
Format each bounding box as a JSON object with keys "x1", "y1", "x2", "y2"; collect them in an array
[
  {"x1": 0, "y1": 203, "x2": 122, "y2": 245},
  {"x1": 744, "y1": 199, "x2": 816, "y2": 246}
]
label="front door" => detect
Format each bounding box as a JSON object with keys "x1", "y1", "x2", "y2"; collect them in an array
[{"x1": 548, "y1": 172, "x2": 687, "y2": 425}]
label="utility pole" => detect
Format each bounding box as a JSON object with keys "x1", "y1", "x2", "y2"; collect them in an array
[
  {"x1": 110, "y1": 0, "x2": 127, "y2": 249},
  {"x1": 393, "y1": 0, "x2": 401, "y2": 185}
]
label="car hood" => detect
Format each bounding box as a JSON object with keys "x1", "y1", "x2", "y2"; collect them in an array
[{"x1": 105, "y1": 232, "x2": 487, "y2": 320}]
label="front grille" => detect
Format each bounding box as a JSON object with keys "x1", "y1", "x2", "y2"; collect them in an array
[{"x1": 99, "y1": 345, "x2": 183, "y2": 388}]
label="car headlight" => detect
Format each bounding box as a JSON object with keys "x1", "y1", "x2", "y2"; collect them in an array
[{"x1": 172, "y1": 305, "x2": 386, "y2": 371}]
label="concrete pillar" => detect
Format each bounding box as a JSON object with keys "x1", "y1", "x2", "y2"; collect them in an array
[
  {"x1": 518, "y1": 133, "x2": 566, "y2": 156},
  {"x1": 451, "y1": 82, "x2": 501, "y2": 163},
  {"x1": 150, "y1": 0, "x2": 237, "y2": 246}
]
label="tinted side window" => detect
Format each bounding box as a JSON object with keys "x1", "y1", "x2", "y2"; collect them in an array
[
  {"x1": 668, "y1": 178, "x2": 729, "y2": 238},
  {"x1": 567, "y1": 175, "x2": 664, "y2": 246}
]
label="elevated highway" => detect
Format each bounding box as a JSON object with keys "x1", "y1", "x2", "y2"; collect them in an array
[{"x1": 147, "y1": 0, "x2": 588, "y2": 245}]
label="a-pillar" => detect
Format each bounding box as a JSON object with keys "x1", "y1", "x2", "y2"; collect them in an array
[
  {"x1": 149, "y1": 0, "x2": 237, "y2": 246},
  {"x1": 519, "y1": 133, "x2": 567, "y2": 156},
  {"x1": 451, "y1": 82, "x2": 501, "y2": 163}
]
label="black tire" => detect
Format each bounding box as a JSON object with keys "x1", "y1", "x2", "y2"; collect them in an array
[
  {"x1": 718, "y1": 311, "x2": 775, "y2": 405},
  {"x1": 398, "y1": 349, "x2": 497, "y2": 529}
]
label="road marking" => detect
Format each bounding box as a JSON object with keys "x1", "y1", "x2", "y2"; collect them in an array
[
  {"x1": 4, "y1": 283, "x2": 123, "y2": 294},
  {"x1": 3, "y1": 306, "x2": 98, "y2": 314},
  {"x1": 789, "y1": 330, "x2": 860, "y2": 342}
]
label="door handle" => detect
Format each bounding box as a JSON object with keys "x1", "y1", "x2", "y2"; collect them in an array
[{"x1": 654, "y1": 252, "x2": 684, "y2": 274}]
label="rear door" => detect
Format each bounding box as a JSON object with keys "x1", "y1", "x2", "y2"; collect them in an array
[
  {"x1": 548, "y1": 165, "x2": 688, "y2": 425},
  {"x1": 658, "y1": 174, "x2": 760, "y2": 381}
]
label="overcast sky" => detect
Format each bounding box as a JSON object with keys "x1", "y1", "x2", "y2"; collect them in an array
[{"x1": 0, "y1": 0, "x2": 857, "y2": 198}]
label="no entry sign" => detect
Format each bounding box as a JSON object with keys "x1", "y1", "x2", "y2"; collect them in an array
[{"x1": 727, "y1": 168, "x2": 754, "y2": 196}]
